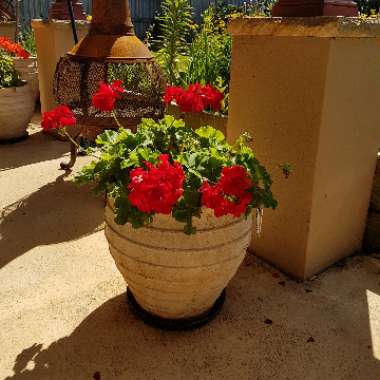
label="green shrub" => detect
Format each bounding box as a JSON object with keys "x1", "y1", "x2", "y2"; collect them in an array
[
  {"x1": 0, "y1": 53, "x2": 23, "y2": 89},
  {"x1": 19, "y1": 28, "x2": 37, "y2": 56},
  {"x1": 154, "y1": 0, "x2": 193, "y2": 85}
]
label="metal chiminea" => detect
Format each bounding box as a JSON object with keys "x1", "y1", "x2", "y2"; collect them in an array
[{"x1": 54, "y1": 0, "x2": 164, "y2": 169}]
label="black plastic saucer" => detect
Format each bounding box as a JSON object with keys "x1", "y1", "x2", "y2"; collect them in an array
[{"x1": 127, "y1": 288, "x2": 226, "y2": 331}]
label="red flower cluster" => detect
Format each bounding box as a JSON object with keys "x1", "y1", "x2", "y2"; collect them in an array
[
  {"x1": 200, "y1": 166, "x2": 253, "y2": 218},
  {"x1": 0, "y1": 36, "x2": 30, "y2": 59},
  {"x1": 41, "y1": 105, "x2": 76, "y2": 131},
  {"x1": 92, "y1": 80, "x2": 125, "y2": 112},
  {"x1": 128, "y1": 154, "x2": 185, "y2": 214},
  {"x1": 163, "y1": 83, "x2": 224, "y2": 113}
]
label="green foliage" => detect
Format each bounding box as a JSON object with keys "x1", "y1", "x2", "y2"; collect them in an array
[
  {"x1": 185, "y1": 20, "x2": 231, "y2": 113},
  {"x1": 356, "y1": 0, "x2": 379, "y2": 15},
  {"x1": 187, "y1": 32, "x2": 231, "y2": 87},
  {"x1": 108, "y1": 63, "x2": 157, "y2": 96},
  {"x1": 75, "y1": 116, "x2": 277, "y2": 234},
  {"x1": 241, "y1": 0, "x2": 275, "y2": 16},
  {"x1": 0, "y1": 53, "x2": 23, "y2": 89},
  {"x1": 19, "y1": 28, "x2": 37, "y2": 56},
  {"x1": 155, "y1": 0, "x2": 193, "y2": 85}
]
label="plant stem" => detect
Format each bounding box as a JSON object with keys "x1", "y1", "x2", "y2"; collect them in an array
[
  {"x1": 62, "y1": 128, "x2": 81, "y2": 150},
  {"x1": 112, "y1": 111, "x2": 123, "y2": 129},
  {"x1": 61, "y1": 128, "x2": 99, "y2": 159}
]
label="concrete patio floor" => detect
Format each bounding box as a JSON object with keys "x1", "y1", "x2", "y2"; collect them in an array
[{"x1": 0, "y1": 116, "x2": 380, "y2": 380}]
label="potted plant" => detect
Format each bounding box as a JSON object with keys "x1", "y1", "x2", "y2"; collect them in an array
[
  {"x1": 152, "y1": 0, "x2": 232, "y2": 134},
  {"x1": 41, "y1": 81, "x2": 278, "y2": 329},
  {"x1": 0, "y1": 52, "x2": 35, "y2": 142},
  {"x1": 0, "y1": 34, "x2": 39, "y2": 100},
  {"x1": 164, "y1": 83, "x2": 228, "y2": 135}
]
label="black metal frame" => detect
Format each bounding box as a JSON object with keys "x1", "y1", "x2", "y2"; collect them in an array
[
  {"x1": 60, "y1": 0, "x2": 79, "y2": 171},
  {"x1": 66, "y1": 0, "x2": 78, "y2": 44}
]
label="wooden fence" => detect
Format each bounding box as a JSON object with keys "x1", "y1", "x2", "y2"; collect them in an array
[{"x1": 17, "y1": 0, "x2": 247, "y2": 37}]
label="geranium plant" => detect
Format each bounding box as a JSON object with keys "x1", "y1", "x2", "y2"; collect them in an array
[
  {"x1": 42, "y1": 81, "x2": 277, "y2": 234},
  {"x1": 0, "y1": 36, "x2": 30, "y2": 59},
  {"x1": 0, "y1": 36, "x2": 29, "y2": 89},
  {"x1": 0, "y1": 54, "x2": 24, "y2": 88}
]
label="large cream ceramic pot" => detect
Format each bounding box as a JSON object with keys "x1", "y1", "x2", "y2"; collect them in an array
[{"x1": 105, "y1": 201, "x2": 252, "y2": 320}]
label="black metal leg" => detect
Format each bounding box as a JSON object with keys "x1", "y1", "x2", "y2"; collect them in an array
[
  {"x1": 67, "y1": 0, "x2": 79, "y2": 44},
  {"x1": 60, "y1": 140, "x2": 78, "y2": 171}
]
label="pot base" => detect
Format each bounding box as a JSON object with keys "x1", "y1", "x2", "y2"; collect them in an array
[
  {"x1": 127, "y1": 288, "x2": 226, "y2": 331},
  {"x1": 0, "y1": 132, "x2": 28, "y2": 144}
]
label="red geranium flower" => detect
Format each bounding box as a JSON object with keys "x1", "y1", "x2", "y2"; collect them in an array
[
  {"x1": 128, "y1": 154, "x2": 185, "y2": 214},
  {"x1": 163, "y1": 83, "x2": 224, "y2": 114},
  {"x1": 219, "y1": 166, "x2": 253, "y2": 198},
  {"x1": 41, "y1": 105, "x2": 76, "y2": 131},
  {"x1": 202, "y1": 84, "x2": 225, "y2": 112},
  {"x1": 200, "y1": 165, "x2": 253, "y2": 218},
  {"x1": 0, "y1": 36, "x2": 30, "y2": 59},
  {"x1": 163, "y1": 86, "x2": 184, "y2": 105},
  {"x1": 92, "y1": 80, "x2": 125, "y2": 112},
  {"x1": 176, "y1": 88, "x2": 205, "y2": 113}
]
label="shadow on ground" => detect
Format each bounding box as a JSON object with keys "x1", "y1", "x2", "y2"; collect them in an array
[
  {"x1": 0, "y1": 174, "x2": 104, "y2": 269},
  {"x1": 5, "y1": 255, "x2": 380, "y2": 380},
  {"x1": 0, "y1": 132, "x2": 69, "y2": 172}
]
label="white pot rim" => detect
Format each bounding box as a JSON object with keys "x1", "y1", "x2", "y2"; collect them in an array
[
  {"x1": 0, "y1": 82, "x2": 30, "y2": 94},
  {"x1": 12, "y1": 56, "x2": 37, "y2": 60}
]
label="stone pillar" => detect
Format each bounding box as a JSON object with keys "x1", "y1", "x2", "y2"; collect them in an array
[
  {"x1": 228, "y1": 17, "x2": 380, "y2": 279},
  {"x1": 32, "y1": 20, "x2": 89, "y2": 112},
  {"x1": 49, "y1": 0, "x2": 86, "y2": 21}
]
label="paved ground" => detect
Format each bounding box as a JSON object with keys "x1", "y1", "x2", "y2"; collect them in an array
[{"x1": 0, "y1": 116, "x2": 380, "y2": 380}]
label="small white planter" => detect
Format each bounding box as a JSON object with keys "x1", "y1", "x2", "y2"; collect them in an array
[
  {"x1": 105, "y1": 201, "x2": 252, "y2": 320},
  {"x1": 13, "y1": 57, "x2": 39, "y2": 101},
  {"x1": 0, "y1": 84, "x2": 35, "y2": 141}
]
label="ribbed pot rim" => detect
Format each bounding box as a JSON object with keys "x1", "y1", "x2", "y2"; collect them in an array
[{"x1": 106, "y1": 199, "x2": 250, "y2": 232}]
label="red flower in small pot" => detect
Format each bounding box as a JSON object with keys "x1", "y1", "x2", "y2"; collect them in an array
[
  {"x1": 128, "y1": 154, "x2": 185, "y2": 214},
  {"x1": 163, "y1": 83, "x2": 224, "y2": 114},
  {"x1": 200, "y1": 165, "x2": 253, "y2": 218},
  {"x1": 202, "y1": 84, "x2": 224, "y2": 112},
  {"x1": 92, "y1": 80, "x2": 126, "y2": 112},
  {"x1": 41, "y1": 105, "x2": 76, "y2": 131},
  {"x1": 163, "y1": 86, "x2": 184, "y2": 105},
  {"x1": 176, "y1": 84, "x2": 205, "y2": 113},
  {"x1": 0, "y1": 36, "x2": 30, "y2": 59}
]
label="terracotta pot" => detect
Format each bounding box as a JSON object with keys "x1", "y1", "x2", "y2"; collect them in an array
[
  {"x1": 105, "y1": 201, "x2": 252, "y2": 319},
  {"x1": 0, "y1": 84, "x2": 35, "y2": 141},
  {"x1": 167, "y1": 104, "x2": 228, "y2": 136},
  {"x1": 13, "y1": 57, "x2": 39, "y2": 101}
]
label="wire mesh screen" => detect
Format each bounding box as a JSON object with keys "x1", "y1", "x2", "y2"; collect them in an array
[
  {"x1": 54, "y1": 56, "x2": 164, "y2": 137},
  {"x1": 0, "y1": 0, "x2": 15, "y2": 19}
]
